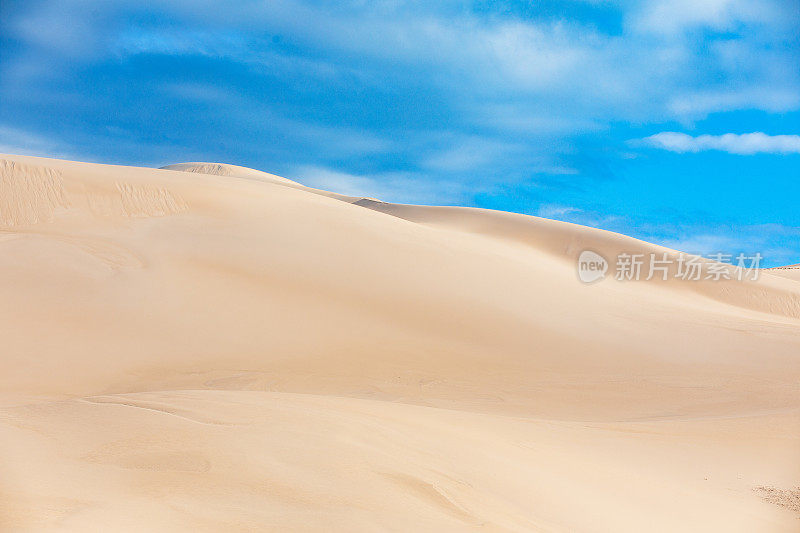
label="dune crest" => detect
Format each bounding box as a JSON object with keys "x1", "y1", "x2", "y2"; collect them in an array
[
  {"x1": 161, "y1": 162, "x2": 302, "y2": 186},
  {"x1": 1, "y1": 154, "x2": 799, "y2": 532}
]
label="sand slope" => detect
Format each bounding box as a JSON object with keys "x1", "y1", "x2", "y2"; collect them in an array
[
  {"x1": 0, "y1": 154, "x2": 798, "y2": 531},
  {"x1": 769, "y1": 265, "x2": 800, "y2": 282}
]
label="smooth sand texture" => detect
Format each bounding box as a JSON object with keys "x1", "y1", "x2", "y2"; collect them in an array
[{"x1": 0, "y1": 154, "x2": 798, "y2": 532}]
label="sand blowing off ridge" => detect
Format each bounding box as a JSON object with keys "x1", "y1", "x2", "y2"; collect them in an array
[{"x1": 0, "y1": 153, "x2": 799, "y2": 532}]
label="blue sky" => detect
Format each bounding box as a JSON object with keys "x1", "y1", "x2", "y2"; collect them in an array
[{"x1": 1, "y1": 0, "x2": 798, "y2": 265}]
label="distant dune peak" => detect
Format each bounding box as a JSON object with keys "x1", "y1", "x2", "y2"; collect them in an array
[{"x1": 161, "y1": 162, "x2": 301, "y2": 186}]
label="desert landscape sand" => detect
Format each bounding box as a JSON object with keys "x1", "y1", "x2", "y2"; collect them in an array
[
  {"x1": 770, "y1": 265, "x2": 800, "y2": 282},
  {"x1": 0, "y1": 153, "x2": 798, "y2": 531}
]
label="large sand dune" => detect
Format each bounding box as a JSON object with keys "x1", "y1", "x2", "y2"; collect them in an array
[{"x1": 0, "y1": 154, "x2": 798, "y2": 531}]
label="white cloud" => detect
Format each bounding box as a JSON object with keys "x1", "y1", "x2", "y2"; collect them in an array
[
  {"x1": 294, "y1": 166, "x2": 379, "y2": 198},
  {"x1": 421, "y1": 136, "x2": 524, "y2": 172},
  {"x1": 536, "y1": 204, "x2": 582, "y2": 218},
  {"x1": 0, "y1": 125, "x2": 83, "y2": 161},
  {"x1": 667, "y1": 88, "x2": 800, "y2": 117},
  {"x1": 3, "y1": 0, "x2": 797, "y2": 141},
  {"x1": 292, "y1": 165, "x2": 469, "y2": 205},
  {"x1": 114, "y1": 29, "x2": 247, "y2": 58},
  {"x1": 628, "y1": 0, "x2": 768, "y2": 35},
  {"x1": 660, "y1": 233, "x2": 742, "y2": 254},
  {"x1": 640, "y1": 132, "x2": 800, "y2": 155}
]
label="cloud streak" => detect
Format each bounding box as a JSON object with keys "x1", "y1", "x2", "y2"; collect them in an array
[
  {"x1": 640, "y1": 132, "x2": 800, "y2": 155},
  {"x1": 292, "y1": 165, "x2": 473, "y2": 205}
]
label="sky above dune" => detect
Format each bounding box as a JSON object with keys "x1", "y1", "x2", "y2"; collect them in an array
[{"x1": 1, "y1": 0, "x2": 798, "y2": 265}]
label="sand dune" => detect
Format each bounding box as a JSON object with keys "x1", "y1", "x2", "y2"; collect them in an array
[
  {"x1": 1, "y1": 154, "x2": 798, "y2": 531},
  {"x1": 769, "y1": 265, "x2": 800, "y2": 282}
]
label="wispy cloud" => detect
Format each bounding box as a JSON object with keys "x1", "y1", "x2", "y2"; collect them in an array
[
  {"x1": 640, "y1": 132, "x2": 800, "y2": 155},
  {"x1": 667, "y1": 88, "x2": 800, "y2": 117},
  {"x1": 6, "y1": 0, "x2": 799, "y2": 124},
  {"x1": 0, "y1": 125, "x2": 83, "y2": 161},
  {"x1": 536, "y1": 204, "x2": 582, "y2": 219},
  {"x1": 421, "y1": 136, "x2": 525, "y2": 173},
  {"x1": 627, "y1": 0, "x2": 786, "y2": 35},
  {"x1": 292, "y1": 165, "x2": 471, "y2": 205}
]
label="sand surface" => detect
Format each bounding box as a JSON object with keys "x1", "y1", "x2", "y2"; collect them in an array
[
  {"x1": 0, "y1": 154, "x2": 798, "y2": 531},
  {"x1": 769, "y1": 265, "x2": 800, "y2": 282}
]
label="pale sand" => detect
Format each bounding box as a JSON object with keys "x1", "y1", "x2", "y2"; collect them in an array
[
  {"x1": 0, "y1": 154, "x2": 798, "y2": 531},
  {"x1": 769, "y1": 265, "x2": 800, "y2": 282}
]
